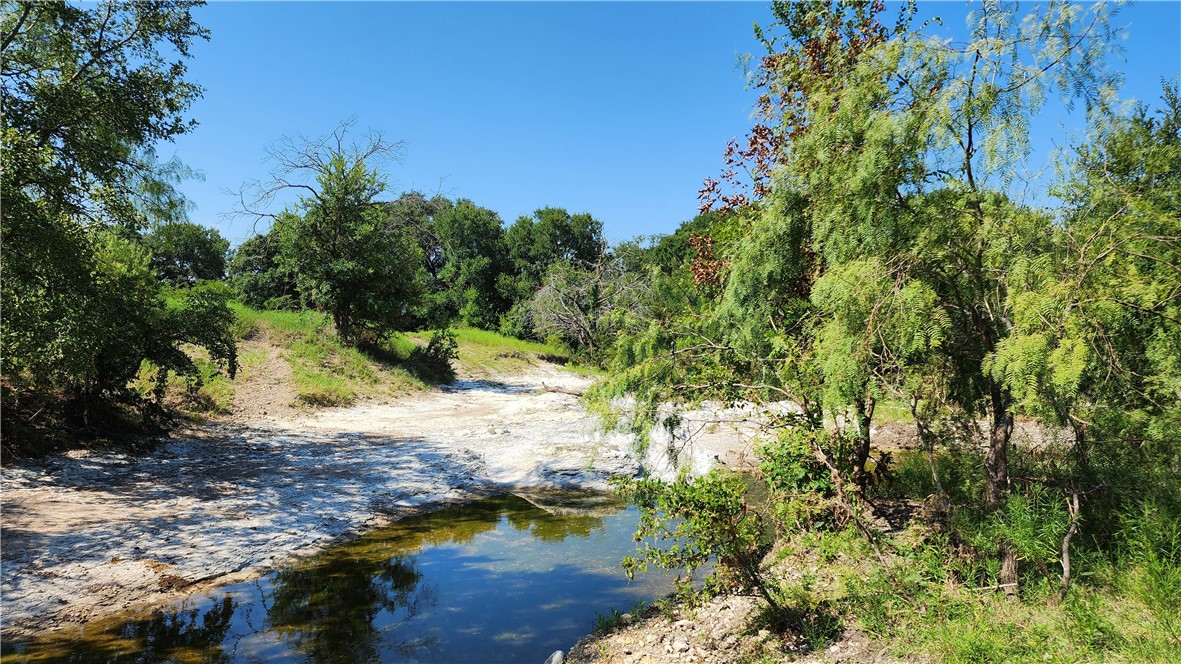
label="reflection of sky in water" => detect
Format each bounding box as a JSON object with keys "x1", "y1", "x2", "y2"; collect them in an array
[{"x1": 3, "y1": 495, "x2": 674, "y2": 664}]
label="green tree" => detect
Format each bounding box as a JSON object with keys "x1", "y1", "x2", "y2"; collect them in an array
[
  {"x1": 988, "y1": 85, "x2": 1181, "y2": 594},
  {"x1": 238, "y1": 123, "x2": 427, "y2": 344},
  {"x1": 602, "y1": 0, "x2": 1127, "y2": 600},
  {"x1": 505, "y1": 207, "x2": 605, "y2": 286},
  {"x1": 1, "y1": 0, "x2": 238, "y2": 447},
  {"x1": 226, "y1": 227, "x2": 298, "y2": 310},
  {"x1": 142, "y1": 221, "x2": 229, "y2": 286},
  {"x1": 380, "y1": 192, "x2": 452, "y2": 280},
  {"x1": 501, "y1": 207, "x2": 605, "y2": 337},
  {"x1": 434, "y1": 199, "x2": 511, "y2": 329}
]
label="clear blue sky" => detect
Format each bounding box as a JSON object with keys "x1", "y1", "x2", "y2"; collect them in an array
[{"x1": 167, "y1": 1, "x2": 1181, "y2": 246}]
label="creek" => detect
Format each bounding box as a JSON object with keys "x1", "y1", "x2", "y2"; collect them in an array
[{"x1": 0, "y1": 493, "x2": 673, "y2": 664}]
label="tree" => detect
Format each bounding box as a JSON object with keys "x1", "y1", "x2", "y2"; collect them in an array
[
  {"x1": 382, "y1": 191, "x2": 453, "y2": 283},
  {"x1": 142, "y1": 221, "x2": 229, "y2": 286},
  {"x1": 527, "y1": 249, "x2": 649, "y2": 360},
  {"x1": 226, "y1": 228, "x2": 298, "y2": 310},
  {"x1": 433, "y1": 199, "x2": 511, "y2": 329},
  {"x1": 600, "y1": 0, "x2": 1125, "y2": 600},
  {"x1": 1, "y1": 0, "x2": 237, "y2": 446},
  {"x1": 500, "y1": 207, "x2": 605, "y2": 338},
  {"x1": 989, "y1": 85, "x2": 1181, "y2": 590},
  {"x1": 505, "y1": 207, "x2": 605, "y2": 285},
  {"x1": 237, "y1": 123, "x2": 426, "y2": 344}
]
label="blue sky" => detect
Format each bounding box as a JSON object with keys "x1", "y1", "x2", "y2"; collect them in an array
[{"x1": 168, "y1": 1, "x2": 1181, "y2": 246}]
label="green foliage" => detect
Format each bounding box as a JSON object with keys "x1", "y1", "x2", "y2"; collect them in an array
[
  {"x1": 274, "y1": 150, "x2": 426, "y2": 343},
  {"x1": 0, "y1": 1, "x2": 235, "y2": 450},
  {"x1": 505, "y1": 207, "x2": 605, "y2": 283},
  {"x1": 238, "y1": 124, "x2": 428, "y2": 345},
  {"x1": 644, "y1": 210, "x2": 742, "y2": 276},
  {"x1": 597, "y1": 12, "x2": 1180, "y2": 662},
  {"x1": 1, "y1": 0, "x2": 208, "y2": 225},
  {"x1": 142, "y1": 221, "x2": 230, "y2": 286},
  {"x1": 875, "y1": 449, "x2": 975, "y2": 503},
  {"x1": 406, "y1": 329, "x2": 459, "y2": 384},
  {"x1": 756, "y1": 427, "x2": 835, "y2": 527},
  {"x1": 499, "y1": 207, "x2": 606, "y2": 334},
  {"x1": 613, "y1": 471, "x2": 783, "y2": 615},
  {"x1": 227, "y1": 228, "x2": 298, "y2": 310},
  {"x1": 432, "y1": 199, "x2": 512, "y2": 329},
  {"x1": 590, "y1": 600, "x2": 648, "y2": 635}
]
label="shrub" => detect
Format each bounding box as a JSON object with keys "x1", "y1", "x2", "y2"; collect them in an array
[
  {"x1": 612, "y1": 470, "x2": 783, "y2": 615},
  {"x1": 407, "y1": 329, "x2": 459, "y2": 383}
]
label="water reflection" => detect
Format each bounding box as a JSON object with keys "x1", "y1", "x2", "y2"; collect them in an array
[
  {"x1": 268, "y1": 553, "x2": 435, "y2": 663},
  {"x1": 0, "y1": 596, "x2": 237, "y2": 663},
  {"x1": 3, "y1": 494, "x2": 669, "y2": 664}
]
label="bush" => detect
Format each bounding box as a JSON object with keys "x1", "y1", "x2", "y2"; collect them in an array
[
  {"x1": 612, "y1": 470, "x2": 783, "y2": 615},
  {"x1": 407, "y1": 329, "x2": 459, "y2": 383},
  {"x1": 757, "y1": 427, "x2": 835, "y2": 528}
]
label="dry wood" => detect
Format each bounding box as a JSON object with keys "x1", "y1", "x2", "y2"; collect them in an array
[{"x1": 541, "y1": 382, "x2": 584, "y2": 397}]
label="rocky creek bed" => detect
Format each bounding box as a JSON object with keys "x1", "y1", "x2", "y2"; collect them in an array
[{"x1": 0, "y1": 365, "x2": 760, "y2": 642}]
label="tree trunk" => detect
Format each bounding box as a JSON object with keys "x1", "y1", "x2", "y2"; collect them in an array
[
  {"x1": 851, "y1": 395, "x2": 874, "y2": 489},
  {"x1": 541, "y1": 383, "x2": 584, "y2": 397},
  {"x1": 1058, "y1": 491, "x2": 1081, "y2": 602},
  {"x1": 333, "y1": 309, "x2": 353, "y2": 345},
  {"x1": 986, "y1": 384, "x2": 1017, "y2": 596}
]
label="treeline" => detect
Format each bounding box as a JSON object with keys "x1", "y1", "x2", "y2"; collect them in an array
[
  {"x1": 595, "y1": 1, "x2": 1180, "y2": 659},
  {"x1": 0, "y1": 0, "x2": 668, "y2": 452},
  {"x1": 227, "y1": 158, "x2": 610, "y2": 346}
]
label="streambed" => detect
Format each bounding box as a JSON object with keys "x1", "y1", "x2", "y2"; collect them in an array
[
  {"x1": 1, "y1": 367, "x2": 760, "y2": 649},
  {"x1": 2, "y1": 493, "x2": 673, "y2": 663}
]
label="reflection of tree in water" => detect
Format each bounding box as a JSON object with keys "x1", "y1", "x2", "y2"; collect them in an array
[
  {"x1": 8, "y1": 494, "x2": 625, "y2": 664},
  {"x1": 504, "y1": 507, "x2": 604, "y2": 542},
  {"x1": 372, "y1": 494, "x2": 611, "y2": 548},
  {"x1": 6, "y1": 595, "x2": 237, "y2": 664},
  {"x1": 267, "y1": 545, "x2": 437, "y2": 664},
  {"x1": 263, "y1": 495, "x2": 612, "y2": 662}
]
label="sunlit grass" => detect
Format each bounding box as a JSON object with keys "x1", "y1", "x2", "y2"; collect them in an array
[
  {"x1": 408, "y1": 326, "x2": 591, "y2": 377},
  {"x1": 230, "y1": 303, "x2": 429, "y2": 406},
  {"x1": 226, "y1": 305, "x2": 594, "y2": 408}
]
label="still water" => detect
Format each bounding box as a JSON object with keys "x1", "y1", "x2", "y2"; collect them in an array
[{"x1": 2, "y1": 493, "x2": 672, "y2": 664}]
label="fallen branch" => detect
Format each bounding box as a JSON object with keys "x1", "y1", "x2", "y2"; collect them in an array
[{"x1": 541, "y1": 383, "x2": 584, "y2": 397}]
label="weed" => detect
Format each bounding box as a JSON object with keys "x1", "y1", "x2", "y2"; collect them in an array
[{"x1": 591, "y1": 607, "x2": 634, "y2": 635}]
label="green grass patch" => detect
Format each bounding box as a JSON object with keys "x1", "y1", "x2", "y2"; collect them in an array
[
  {"x1": 873, "y1": 399, "x2": 914, "y2": 425},
  {"x1": 230, "y1": 302, "x2": 430, "y2": 406},
  {"x1": 446, "y1": 326, "x2": 567, "y2": 372},
  {"x1": 835, "y1": 538, "x2": 1181, "y2": 663},
  {"x1": 226, "y1": 304, "x2": 597, "y2": 408},
  {"x1": 409, "y1": 326, "x2": 604, "y2": 377}
]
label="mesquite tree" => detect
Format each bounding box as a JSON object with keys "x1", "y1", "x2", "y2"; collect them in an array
[
  {"x1": 236, "y1": 122, "x2": 426, "y2": 344},
  {"x1": 598, "y1": 0, "x2": 1127, "y2": 601}
]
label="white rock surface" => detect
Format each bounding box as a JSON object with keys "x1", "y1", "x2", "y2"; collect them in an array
[{"x1": 1, "y1": 368, "x2": 757, "y2": 638}]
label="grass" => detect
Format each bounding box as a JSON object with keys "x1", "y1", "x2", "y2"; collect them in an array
[
  {"x1": 230, "y1": 303, "x2": 428, "y2": 407},
  {"x1": 835, "y1": 446, "x2": 1175, "y2": 661},
  {"x1": 225, "y1": 303, "x2": 592, "y2": 409},
  {"x1": 767, "y1": 507, "x2": 1181, "y2": 664},
  {"x1": 408, "y1": 326, "x2": 582, "y2": 378},
  {"x1": 591, "y1": 599, "x2": 650, "y2": 634},
  {"x1": 846, "y1": 567, "x2": 1180, "y2": 663}
]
